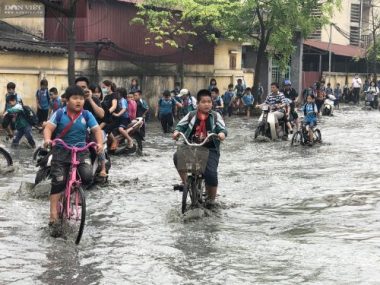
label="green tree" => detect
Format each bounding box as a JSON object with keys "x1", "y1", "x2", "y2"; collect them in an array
[{"x1": 134, "y1": 0, "x2": 340, "y2": 99}]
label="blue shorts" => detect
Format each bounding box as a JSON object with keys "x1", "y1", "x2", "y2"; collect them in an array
[{"x1": 305, "y1": 119, "x2": 316, "y2": 127}]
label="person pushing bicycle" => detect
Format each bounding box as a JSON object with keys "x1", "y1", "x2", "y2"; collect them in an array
[
  {"x1": 172, "y1": 89, "x2": 227, "y2": 207},
  {"x1": 43, "y1": 86, "x2": 103, "y2": 237}
]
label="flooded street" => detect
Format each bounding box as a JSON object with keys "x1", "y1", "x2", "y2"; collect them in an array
[{"x1": 1, "y1": 105, "x2": 380, "y2": 284}]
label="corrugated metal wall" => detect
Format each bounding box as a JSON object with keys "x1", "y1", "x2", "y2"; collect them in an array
[{"x1": 44, "y1": 0, "x2": 214, "y2": 64}]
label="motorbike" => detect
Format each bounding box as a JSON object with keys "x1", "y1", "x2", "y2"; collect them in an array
[
  {"x1": 109, "y1": 117, "x2": 144, "y2": 156},
  {"x1": 33, "y1": 135, "x2": 111, "y2": 186},
  {"x1": 254, "y1": 104, "x2": 288, "y2": 140},
  {"x1": 322, "y1": 94, "x2": 336, "y2": 116},
  {"x1": 364, "y1": 90, "x2": 379, "y2": 110}
]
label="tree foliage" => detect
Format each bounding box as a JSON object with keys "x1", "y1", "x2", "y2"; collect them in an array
[{"x1": 133, "y1": 0, "x2": 340, "y2": 70}]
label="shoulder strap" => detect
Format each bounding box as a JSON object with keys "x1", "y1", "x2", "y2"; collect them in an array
[
  {"x1": 187, "y1": 110, "x2": 197, "y2": 123},
  {"x1": 57, "y1": 111, "x2": 83, "y2": 139},
  {"x1": 56, "y1": 109, "x2": 63, "y2": 124}
]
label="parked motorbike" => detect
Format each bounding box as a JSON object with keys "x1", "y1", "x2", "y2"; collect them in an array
[
  {"x1": 254, "y1": 104, "x2": 288, "y2": 140},
  {"x1": 364, "y1": 90, "x2": 379, "y2": 110},
  {"x1": 322, "y1": 94, "x2": 336, "y2": 116},
  {"x1": 110, "y1": 117, "x2": 144, "y2": 156}
]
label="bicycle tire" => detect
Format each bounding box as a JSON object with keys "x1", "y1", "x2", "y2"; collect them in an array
[
  {"x1": 291, "y1": 131, "x2": 303, "y2": 146},
  {"x1": 314, "y1": 129, "x2": 322, "y2": 143},
  {"x1": 181, "y1": 178, "x2": 190, "y2": 214},
  {"x1": 190, "y1": 177, "x2": 199, "y2": 207},
  {"x1": 62, "y1": 186, "x2": 86, "y2": 245},
  {"x1": 0, "y1": 147, "x2": 12, "y2": 167},
  {"x1": 196, "y1": 177, "x2": 204, "y2": 204}
]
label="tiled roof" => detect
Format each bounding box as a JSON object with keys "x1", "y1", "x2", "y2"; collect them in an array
[
  {"x1": 0, "y1": 21, "x2": 66, "y2": 54},
  {"x1": 304, "y1": 39, "x2": 365, "y2": 58}
]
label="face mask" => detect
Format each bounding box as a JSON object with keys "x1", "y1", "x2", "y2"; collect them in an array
[{"x1": 102, "y1": 87, "x2": 109, "y2": 95}]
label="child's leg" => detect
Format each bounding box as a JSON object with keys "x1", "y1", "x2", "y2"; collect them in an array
[
  {"x1": 125, "y1": 128, "x2": 134, "y2": 147},
  {"x1": 24, "y1": 126, "x2": 36, "y2": 147},
  {"x1": 168, "y1": 113, "x2": 174, "y2": 132},
  {"x1": 160, "y1": 114, "x2": 167, "y2": 133},
  {"x1": 50, "y1": 160, "x2": 70, "y2": 223},
  {"x1": 11, "y1": 128, "x2": 25, "y2": 146}
]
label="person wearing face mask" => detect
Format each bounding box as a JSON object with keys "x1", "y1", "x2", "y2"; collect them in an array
[
  {"x1": 2, "y1": 82, "x2": 23, "y2": 139},
  {"x1": 100, "y1": 80, "x2": 120, "y2": 150}
]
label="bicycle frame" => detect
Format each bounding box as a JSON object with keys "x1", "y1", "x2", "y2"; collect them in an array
[{"x1": 52, "y1": 139, "x2": 97, "y2": 218}]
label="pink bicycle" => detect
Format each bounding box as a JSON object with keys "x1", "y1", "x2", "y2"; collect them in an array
[{"x1": 52, "y1": 138, "x2": 97, "y2": 244}]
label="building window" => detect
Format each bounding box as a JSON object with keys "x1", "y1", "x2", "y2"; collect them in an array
[
  {"x1": 351, "y1": 4, "x2": 361, "y2": 23},
  {"x1": 350, "y1": 26, "x2": 360, "y2": 46},
  {"x1": 230, "y1": 54, "x2": 237, "y2": 70}
]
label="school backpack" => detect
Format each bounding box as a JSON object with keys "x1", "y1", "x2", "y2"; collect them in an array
[{"x1": 22, "y1": 105, "x2": 38, "y2": 126}]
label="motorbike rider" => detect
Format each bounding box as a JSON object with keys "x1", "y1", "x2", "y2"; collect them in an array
[
  {"x1": 365, "y1": 81, "x2": 379, "y2": 109},
  {"x1": 257, "y1": 82, "x2": 287, "y2": 133},
  {"x1": 282, "y1": 80, "x2": 299, "y2": 132}
]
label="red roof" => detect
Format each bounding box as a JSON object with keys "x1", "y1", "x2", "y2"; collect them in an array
[
  {"x1": 304, "y1": 39, "x2": 365, "y2": 58},
  {"x1": 116, "y1": 0, "x2": 143, "y2": 3}
]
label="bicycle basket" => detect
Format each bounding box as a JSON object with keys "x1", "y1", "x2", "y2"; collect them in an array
[{"x1": 176, "y1": 145, "x2": 209, "y2": 174}]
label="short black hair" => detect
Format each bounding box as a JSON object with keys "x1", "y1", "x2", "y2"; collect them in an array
[
  {"x1": 245, "y1": 87, "x2": 251, "y2": 92},
  {"x1": 7, "y1": 82, "x2": 15, "y2": 89},
  {"x1": 163, "y1": 90, "x2": 171, "y2": 97},
  {"x1": 75, "y1": 76, "x2": 90, "y2": 86},
  {"x1": 40, "y1": 79, "x2": 48, "y2": 86},
  {"x1": 134, "y1": 90, "x2": 142, "y2": 95},
  {"x1": 307, "y1": 94, "x2": 315, "y2": 99},
  {"x1": 49, "y1": 87, "x2": 58, "y2": 94},
  {"x1": 65, "y1": 85, "x2": 84, "y2": 99},
  {"x1": 117, "y1": 87, "x2": 127, "y2": 98},
  {"x1": 271, "y1": 82, "x2": 279, "y2": 89},
  {"x1": 128, "y1": 91, "x2": 135, "y2": 96},
  {"x1": 211, "y1": 87, "x2": 219, "y2": 94},
  {"x1": 228, "y1": 83, "x2": 233, "y2": 88},
  {"x1": 197, "y1": 89, "x2": 212, "y2": 102}
]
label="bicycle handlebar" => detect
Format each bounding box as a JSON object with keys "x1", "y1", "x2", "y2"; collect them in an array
[
  {"x1": 52, "y1": 138, "x2": 97, "y2": 152},
  {"x1": 176, "y1": 132, "x2": 218, "y2": 147}
]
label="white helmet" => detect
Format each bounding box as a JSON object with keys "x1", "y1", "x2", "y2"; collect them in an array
[{"x1": 179, "y1": 89, "x2": 190, "y2": 97}]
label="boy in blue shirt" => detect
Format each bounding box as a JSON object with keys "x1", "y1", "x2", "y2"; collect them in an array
[
  {"x1": 3, "y1": 94, "x2": 36, "y2": 148},
  {"x1": 43, "y1": 86, "x2": 103, "y2": 236},
  {"x1": 49, "y1": 87, "x2": 61, "y2": 116},
  {"x1": 242, "y1": 87, "x2": 254, "y2": 117},
  {"x1": 36, "y1": 79, "x2": 50, "y2": 125},
  {"x1": 173, "y1": 89, "x2": 227, "y2": 206},
  {"x1": 222, "y1": 84, "x2": 235, "y2": 117},
  {"x1": 156, "y1": 90, "x2": 182, "y2": 133},
  {"x1": 302, "y1": 94, "x2": 318, "y2": 145}
]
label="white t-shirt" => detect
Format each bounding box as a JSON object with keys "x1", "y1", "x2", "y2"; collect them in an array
[{"x1": 352, "y1": 77, "x2": 362, "y2": 88}]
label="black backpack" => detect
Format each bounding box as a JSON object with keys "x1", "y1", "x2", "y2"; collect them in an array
[{"x1": 22, "y1": 105, "x2": 38, "y2": 126}]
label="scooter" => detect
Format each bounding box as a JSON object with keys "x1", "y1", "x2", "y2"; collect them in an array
[
  {"x1": 33, "y1": 135, "x2": 111, "y2": 186},
  {"x1": 322, "y1": 94, "x2": 336, "y2": 116},
  {"x1": 254, "y1": 104, "x2": 288, "y2": 140},
  {"x1": 364, "y1": 91, "x2": 379, "y2": 110},
  {"x1": 110, "y1": 117, "x2": 144, "y2": 156}
]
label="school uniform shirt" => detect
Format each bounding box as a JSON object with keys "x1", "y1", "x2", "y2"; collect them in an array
[
  {"x1": 50, "y1": 97, "x2": 61, "y2": 112},
  {"x1": 223, "y1": 91, "x2": 235, "y2": 105},
  {"x1": 136, "y1": 99, "x2": 149, "y2": 117},
  {"x1": 49, "y1": 107, "x2": 98, "y2": 147},
  {"x1": 242, "y1": 93, "x2": 254, "y2": 106},
  {"x1": 159, "y1": 97, "x2": 177, "y2": 116},
  {"x1": 119, "y1": 98, "x2": 129, "y2": 118},
  {"x1": 303, "y1": 103, "x2": 318, "y2": 123},
  {"x1": 4, "y1": 93, "x2": 22, "y2": 111},
  {"x1": 36, "y1": 89, "x2": 50, "y2": 110}
]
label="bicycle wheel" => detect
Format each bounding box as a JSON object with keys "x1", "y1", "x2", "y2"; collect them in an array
[
  {"x1": 181, "y1": 178, "x2": 191, "y2": 214},
  {"x1": 291, "y1": 131, "x2": 303, "y2": 146},
  {"x1": 189, "y1": 177, "x2": 200, "y2": 207},
  {"x1": 196, "y1": 177, "x2": 205, "y2": 204},
  {"x1": 314, "y1": 129, "x2": 322, "y2": 143},
  {"x1": 61, "y1": 186, "x2": 86, "y2": 245},
  {"x1": 0, "y1": 147, "x2": 12, "y2": 168}
]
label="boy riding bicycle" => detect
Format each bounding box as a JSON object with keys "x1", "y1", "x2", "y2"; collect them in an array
[
  {"x1": 43, "y1": 86, "x2": 103, "y2": 236},
  {"x1": 172, "y1": 89, "x2": 227, "y2": 206}
]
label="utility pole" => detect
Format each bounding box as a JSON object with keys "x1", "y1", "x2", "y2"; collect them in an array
[{"x1": 327, "y1": 23, "x2": 332, "y2": 83}]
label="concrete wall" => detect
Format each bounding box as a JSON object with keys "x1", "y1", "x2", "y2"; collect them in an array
[
  {"x1": 321, "y1": 71, "x2": 369, "y2": 88},
  {"x1": 0, "y1": 47, "x2": 253, "y2": 111}
]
